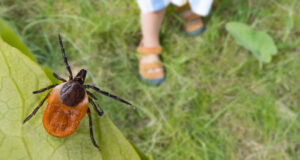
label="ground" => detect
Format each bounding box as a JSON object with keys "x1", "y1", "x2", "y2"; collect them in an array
[{"x1": 1, "y1": 0, "x2": 300, "y2": 159}]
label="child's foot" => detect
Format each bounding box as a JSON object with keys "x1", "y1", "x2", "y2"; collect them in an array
[
  {"x1": 137, "y1": 43, "x2": 165, "y2": 86},
  {"x1": 177, "y1": 4, "x2": 206, "y2": 36}
]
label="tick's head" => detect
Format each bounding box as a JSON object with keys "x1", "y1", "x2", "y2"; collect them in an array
[{"x1": 74, "y1": 69, "x2": 87, "y2": 84}]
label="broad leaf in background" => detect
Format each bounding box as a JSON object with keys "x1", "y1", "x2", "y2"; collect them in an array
[
  {"x1": 226, "y1": 22, "x2": 277, "y2": 63},
  {"x1": 0, "y1": 29, "x2": 145, "y2": 159}
]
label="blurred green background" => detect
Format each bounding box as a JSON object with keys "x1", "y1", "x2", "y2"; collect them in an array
[{"x1": 1, "y1": 0, "x2": 300, "y2": 159}]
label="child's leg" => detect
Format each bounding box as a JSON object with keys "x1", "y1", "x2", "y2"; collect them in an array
[
  {"x1": 176, "y1": 0, "x2": 213, "y2": 36},
  {"x1": 135, "y1": 0, "x2": 170, "y2": 85},
  {"x1": 140, "y1": 9, "x2": 166, "y2": 48},
  {"x1": 137, "y1": 8, "x2": 166, "y2": 85}
]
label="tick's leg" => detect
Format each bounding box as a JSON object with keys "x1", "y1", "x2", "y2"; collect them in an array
[
  {"x1": 22, "y1": 92, "x2": 51, "y2": 125},
  {"x1": 53, "y1": 72, "x2": 66, "y2": 82},
  {"x1": 87, "y1": 91, "x2": 97, "y2": 100},
  {"x1": 88, "y1": 98, "x2": 104, "y2": 116},
  {"x1": 33, "y1": 84, "x2": 58, "y2": 94},
  {"x1": 85, "y1": 84, "x2": 136, "y2": 109},
  {"x1": 87, "y1": 108, "x2": 100, "y2": 151},
  {"x1": 58, "y1": 34, "x2": 73, "y2": 80}
]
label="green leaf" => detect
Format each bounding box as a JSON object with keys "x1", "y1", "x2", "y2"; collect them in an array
[
  {"x1": 0, "y1": 18, "x2": 57, "y2": 83},
  {"x1": 226, "y1": 22, "x2": 277, "y2": 63},
  {"x1": 42, "y1": 65, "x2": 60, "y2": 84},
  {"x1": 130, "y1": 141, "x2": 153, "y2": 160},
  {"x1": 0, "y1": 37, "x2": 142, "y2": 159},
  {"x1": 98, "y1": 115, "x2": 141, "y2": 160},
  {"x1": 0, "y1": 18, "x2": 36, "y2": 62}
]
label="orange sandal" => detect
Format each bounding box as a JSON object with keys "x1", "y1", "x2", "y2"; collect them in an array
[
  {"x1": 137, "y1": 44, "x2": 165, "y2": 85},
  {"x1": 177, "y1": 4, "x2": 206, "y2": 36}
]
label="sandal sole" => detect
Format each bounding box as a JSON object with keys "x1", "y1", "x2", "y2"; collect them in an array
[
  {"x1": 139, "y1": 74, "x2": 165, "y2": 86},
  {"x1": 185, "y1": 25, "x2": 206, "y2": 36}
]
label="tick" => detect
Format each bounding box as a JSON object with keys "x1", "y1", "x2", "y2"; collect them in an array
[{"x1": 22, "y1": 34, "x2": 135, "y2": 150}]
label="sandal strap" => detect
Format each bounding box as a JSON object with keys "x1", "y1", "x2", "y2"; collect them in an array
[
  {"x1": 137, "y1": 46, "x2": 162, "y2": 55},
  {"x1": 177, "y1": 3, "x2": 201, "y2": 22},
  {"x1": 181, "y1": 12, "x2": 201, "y2": 22},
  {"x1": 140, "y1": 70, "x2": 164, "y2": 79},
  {"x1": 137, "y1": 43, "x2": 164, "y2": 79},
  {"x1": 139, "y1": 63, "x2": 164, "y2": 79}
]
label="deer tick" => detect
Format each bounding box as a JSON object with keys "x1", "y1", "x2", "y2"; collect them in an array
[{"x1": 22, "y1": 34, "x2": 135, "y2": 150}]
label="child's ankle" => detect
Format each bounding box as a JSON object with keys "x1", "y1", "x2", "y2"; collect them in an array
[{"x1": 140, "y1": 39, "x2": 161, "y2": 48}]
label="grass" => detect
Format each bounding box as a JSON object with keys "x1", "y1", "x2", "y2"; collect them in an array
[{"x1": 1, "y1": 0, "x2": 300, "y2": 159}]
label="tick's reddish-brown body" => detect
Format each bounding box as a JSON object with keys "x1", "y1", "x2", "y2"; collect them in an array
[{"x1": 43, "y1": 83, "x2": 88, "y2": 137}]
